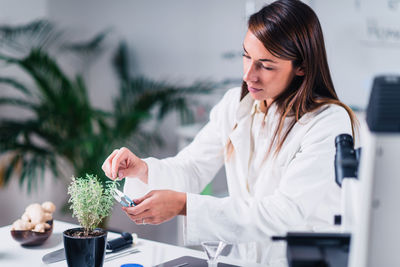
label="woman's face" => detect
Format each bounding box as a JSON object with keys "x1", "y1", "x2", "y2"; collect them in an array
[{"x1": 242, "y1": 30, "x2": 303, "y2": 105}]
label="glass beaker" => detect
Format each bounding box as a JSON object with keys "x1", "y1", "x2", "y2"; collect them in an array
[{"x1": 201, "y1": 241, "x2": 226, "y2": 267}]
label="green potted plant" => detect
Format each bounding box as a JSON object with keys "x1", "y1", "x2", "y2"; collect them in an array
[{"x1": 64, "y1": 173, "x2": 117, "y2": 267}]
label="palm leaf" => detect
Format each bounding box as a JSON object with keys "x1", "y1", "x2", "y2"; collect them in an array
[
  {"x1": 0, "y1": 19, "x2": 62, "y2": 56},
  {"x1": 0, "y1": 77, "x2": 32, "y2": 96},
  {"x1": 0, "y1": 20, "x2": 214, "y2": 198},
  {"x1": 17, "y1": 49, "x2": 72, "y2": 104},
  {"x1": 3, "y1": 153, "x2": 22, "y2": 185},
  {"x1": 61, "y1": 29, "x2": 111, "y2": 55},
  {"x1": 0, "y1": 119, "x2": 35, "y2": 145},
  {"x1": 112, "y1": 41, "x2": 130, "y2": 83},
  {"x1": 0, "y1": 97, "x2": 36, "y2": 109}
]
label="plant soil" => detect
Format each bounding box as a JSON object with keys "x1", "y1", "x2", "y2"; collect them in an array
[{"x1": 64, "y1": 229, "x2": 105, "y2": 238}]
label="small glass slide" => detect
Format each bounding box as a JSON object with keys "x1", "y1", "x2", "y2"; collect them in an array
[{"x1": 201, "y1": 241, "x2": 226, "y2": 267}]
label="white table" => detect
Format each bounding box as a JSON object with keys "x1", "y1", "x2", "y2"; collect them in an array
[{"x1": 0, "y1": 220, "x2": 264, "y2": 267}]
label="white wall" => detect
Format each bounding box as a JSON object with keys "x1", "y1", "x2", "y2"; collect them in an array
[
  {"x1": 47, "y1": 0, "x2": 247, "y2": 110},
  {"x1": 46, "y1": 0, "x2": 248, "y2": 161},
  {"x1": 310, "y1": 0, "x2": 400, "y2": 109},
  {"x1": 0, "y1": 0, "x2": 47, "y2": 24}
]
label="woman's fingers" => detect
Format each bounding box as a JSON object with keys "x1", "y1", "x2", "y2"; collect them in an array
[
  {"x1": 102, "y1": 147, "x2": 148, "y2": 183},
  {"x1": 132, "y1": 191, "x2": 152, "y2": 205},
  {"x1": 122, "y1": 190, "x2": 186, "y2": 225},
  {"x1": 123, "y1": 196, "x2": 152, "y2": 217},
  {"x1": 133, "y1": 217, "x2": 154, "y2": 225},
  {"x1": 102, "y1": 149, "x2": 119, "y2": 179},
  {"x1": 123, "y1": 200, "x2": 155, "y2": 225},
  {"x1": 111, "y1": 148, "x2": 129, "y2": 179},
  {"x1": 126, "y1": 209, "x2": 153, "y2": 222}
]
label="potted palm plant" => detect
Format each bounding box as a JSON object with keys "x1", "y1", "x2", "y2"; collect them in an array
[
  {"x1": 0, "y1": 20, "x2": 212, "y2": 210},
  {"x1": 64, "y1": 173, "x2": 117, "y2": 267}
]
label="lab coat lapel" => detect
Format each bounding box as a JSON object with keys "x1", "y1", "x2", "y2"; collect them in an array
[{"x1": 228, "y1": 93, "x2": 254, "y2": 194}]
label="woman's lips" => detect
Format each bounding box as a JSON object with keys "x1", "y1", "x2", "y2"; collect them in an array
[{"x1": 248, "y1": 86, "x2": 263, "y2": 93}]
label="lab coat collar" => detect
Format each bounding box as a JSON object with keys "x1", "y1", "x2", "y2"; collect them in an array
[
  {"x1": 228, "y1": 93, "x2": 254, "y2": 195},
  {"x1": 251, "y1": 100, "x2": 261, "y2": 116},
  {"x1": 235, "y1": 92, "x2": 255, "y2": 121},
  {"x1": 228, "y1": 93, "x2": 281, "y2": 195}
]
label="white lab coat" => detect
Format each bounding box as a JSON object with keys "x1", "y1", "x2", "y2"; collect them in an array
[{"x1": 124, "y1": 87, "x2": 352, "y2": 266}]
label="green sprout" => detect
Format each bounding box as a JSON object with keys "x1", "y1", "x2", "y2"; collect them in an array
[{"x1": 67, "y1": 174, "x2": 117, "y2": 236}]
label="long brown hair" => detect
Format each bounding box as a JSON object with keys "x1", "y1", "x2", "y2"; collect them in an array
[{"x1": 227, "y1": 0, "x2": 357, "y2": 158}]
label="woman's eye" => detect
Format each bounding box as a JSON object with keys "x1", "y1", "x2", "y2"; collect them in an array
[
  {"x1": 242, "y1": 53, "x2": 250, "y2": 59},
  {"x1": 262, "y1": 66, "x2": 274, "y2": 71}
]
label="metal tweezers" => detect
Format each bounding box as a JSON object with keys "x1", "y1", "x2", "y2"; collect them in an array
[{"x1": 111, "y1": 188, "x2": 136, "y2": 207}]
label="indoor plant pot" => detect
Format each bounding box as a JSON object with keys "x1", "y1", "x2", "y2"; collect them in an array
[
  {"x1": 64, "y1": 174, "x2": 116, "y2": 267},
  {"x1": 63, "y1": 227, "x2": 107, "y2": 267}
]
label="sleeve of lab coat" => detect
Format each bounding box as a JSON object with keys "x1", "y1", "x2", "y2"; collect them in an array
[
  {"x1": 124, "y1": 89, "x2": 237, "y2": 194},
  {"x1": 184, "y1": 106, "x2": 353, "y2": 245}
]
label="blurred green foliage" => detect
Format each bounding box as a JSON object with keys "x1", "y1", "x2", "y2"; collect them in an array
[{"x1": 0, "y1": 20, "x2": 213, "y2": 193}]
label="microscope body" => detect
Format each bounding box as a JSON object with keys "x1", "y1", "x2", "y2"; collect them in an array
[
  {"x1": 278, "y1": 75, "x2": 400, "y2": 267},
  {"x1": 349, "y1": 127, "x2": 400, "y2": 266},
  {"x1": 345, "y1": 75, "x2": 400, "y2": 266},
  {"x1": 334, "y1": 133, "x2": 361, "y2": 233}
]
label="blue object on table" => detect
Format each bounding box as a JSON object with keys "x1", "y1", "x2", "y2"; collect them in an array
[
  {"x1": 153, "y1": 256, "x2": 240, "y2": 267},
  {"x1": 112, "y1": 188, "x2": 136, "y2": 207},
  {"x1": 120, "y1": 264, "x2": 143, "y2": 267}
]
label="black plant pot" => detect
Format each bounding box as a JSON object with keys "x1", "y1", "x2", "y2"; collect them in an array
[{"x1": 63, "y1": 228, "x2": 107, "y2": 267}]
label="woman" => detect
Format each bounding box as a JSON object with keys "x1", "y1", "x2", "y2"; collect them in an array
[{"x1": 102, "y1": 0, "x2": 357, "y2": 265}]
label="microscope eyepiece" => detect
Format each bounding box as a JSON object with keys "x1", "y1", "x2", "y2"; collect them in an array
[
  {"x1": 334, "y1": 134, "x2": 359, "y2": 187},
  {"x1": 335, "y1": 134, "x2": 354, "y2": 148}
]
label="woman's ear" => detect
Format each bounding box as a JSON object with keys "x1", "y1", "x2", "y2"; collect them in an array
[{"x1": 295, "y1": 66, "x2": 305, "y2": 76}]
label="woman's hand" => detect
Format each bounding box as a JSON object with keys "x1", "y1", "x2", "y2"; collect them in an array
[
  {"x1": 122, "y1": 190, "x2": 187, "y2": 225},
  {"x1": 102, "y1": 147, "x2": 148, "y2": 183}
]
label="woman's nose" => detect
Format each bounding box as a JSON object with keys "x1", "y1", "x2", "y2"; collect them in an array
[{"x1": 243, "y1": 62, "x2": 258, "y2": 83}]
